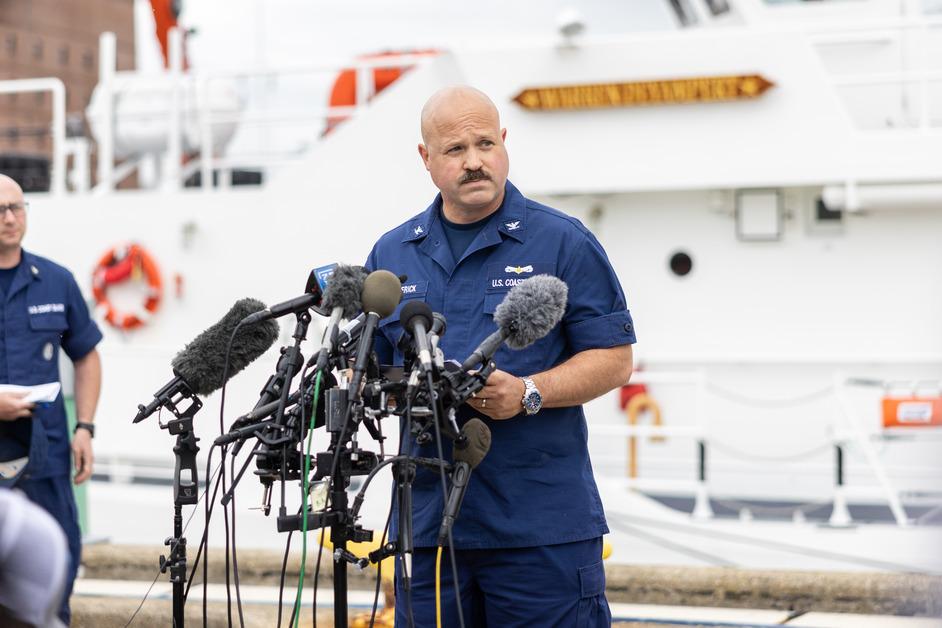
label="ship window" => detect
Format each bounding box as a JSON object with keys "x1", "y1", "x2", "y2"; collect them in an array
[
  {"x1": 736, "y1": 189, "x2": 783, "y2": 241},
  {"x1": 815, "y1": 197, "x2": 843, "y2": 222},
  {"x1": 669, "y1": 251, "x2": 694, "y2": 277}
]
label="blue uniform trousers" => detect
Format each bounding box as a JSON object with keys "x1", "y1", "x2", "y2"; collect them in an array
[
  {"x1": 18, "y1": 475, "x2": 80, "y2": 625},
  {"x1": 395, "y1": 538, "x2": 611, "y2": 628}
]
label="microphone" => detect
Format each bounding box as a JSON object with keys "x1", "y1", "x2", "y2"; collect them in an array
[
  {"x1": 437, "y1": 418, "x2": 492, "y2": 546},
  {"x1": 430, "y1": 312, "x2": 446, "y2": 337},
  {"x1": 461, "y1": 275, "x2": 568, "y2": 372},
  {"x1": 349, "y1": 270, "x2": 402, "y2": 396},
  {"x1": 337, "y1": 313, "x2": 366, "y2": 347},
  {"x1": 312, "y1": 264, "x2": 369, "y2": 370},
  {"x1": 241, "y1": 262, "x2": 340, "y2": 326},
  {"x1": 400, "y1": 301, "x2": 434, "y2": 371},
  {"x1": 134, "y1": 299, "x2": 280, "y2": 423}
]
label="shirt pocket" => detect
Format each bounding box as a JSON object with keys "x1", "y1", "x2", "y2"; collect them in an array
[
  {"x1": 28, "y1": 312, "x2": 68, "y2": 334},
  {"x1": 27, "y1": 313, "x2": 67, "y2": 371}
]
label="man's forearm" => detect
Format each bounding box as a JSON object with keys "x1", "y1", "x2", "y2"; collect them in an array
[
  {"x1": 73, "y1": 349, "x2": 102, "y2": 423},
  {"x1": 531, "y1": 344, "x2": 633, "y2": 408}
]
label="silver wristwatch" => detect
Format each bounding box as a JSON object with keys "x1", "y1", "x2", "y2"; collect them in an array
[{"x1": 521, "y1": 377, "x2": 543, "y2": 415}]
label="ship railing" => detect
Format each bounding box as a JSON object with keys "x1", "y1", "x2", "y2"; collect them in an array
[
  {"x1": 806, "y1": 16, "x2": 942, "y2": 134},
  {"x1": 0, "y1": 78, "x2": 68, "y2": 195},
  {"x1": 83, "y1": 28, "x2": 436, "y2": 195},
  {"x1": 587, "y1": 369, "x2": 938, "y2": 527}
]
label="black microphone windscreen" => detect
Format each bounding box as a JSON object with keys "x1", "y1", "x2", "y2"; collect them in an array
[
  {"x1": 400, "y1": 300, "x2": 432, "y2": 331},
  {"x1": 454, "y1": 418, "x2": 491, "y2": 469},
  {"x1": 171, "y1": 298, "x2": 280, "y2": 396},
  {"x1": 361, "y1": 270, "x2": 402, "y2": 318},
  {"x1": 322, "y1": 264, "x2": 368, "y2": 319},
  {"x1": 493, "y1": 275, "x2": 568, "y2": 350},
  {"x1": 431, "y1": 312, "x2": 446, "y2": 336}
]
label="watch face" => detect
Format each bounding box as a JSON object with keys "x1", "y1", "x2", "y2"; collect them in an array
[{"x1": 523, "y1": 391, "x2": 542, "y2": 414}]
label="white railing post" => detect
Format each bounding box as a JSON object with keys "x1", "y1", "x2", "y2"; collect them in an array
[
  {"x1": 163, "y1": 27, "x2": 184, "y2": 192},
  {"x1": 919, "y1": 22, "x2": 930, "y2": 131},
  {"x1": 692, "y1": 369, "x2": 713, "y2": 519},
  {"x1": 49, "y1": 80, "x2": 66, "y2": 195},
  {"x1": 199, "y1": 77, "x2": 213, "y2": 192},
  {"x1": 96, "y1": 32, "x2": 116, "y2": 193},
  {"x1": 832, "y1": 372, "x2": 910, "y2": 526},
  {"x1": 355, "y1": 63, "x2": 372, "y2": 112}
]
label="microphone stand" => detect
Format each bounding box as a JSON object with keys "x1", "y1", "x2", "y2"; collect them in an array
[
  {"x1": 272, "y1": 311, "x2": 312, "y2": 516},
  {"x1": 154, "y1": 387, "x2": 203, "y2": 628}
]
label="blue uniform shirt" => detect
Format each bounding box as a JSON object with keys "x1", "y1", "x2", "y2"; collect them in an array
[
  {"x1": 0, "y1": 250, "x2": 103, "y2": 479},
  {"x1": 367, "y1": 181, "x2": 636, "y2": 549}
]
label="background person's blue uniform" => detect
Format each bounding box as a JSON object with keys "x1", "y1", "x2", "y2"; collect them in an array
[
  {"x1": 367, "y1": 181, "x2": 636, "y2": 626},
  {"x1": 0, "y1": 250, "x2": 103, "y2": 625}
]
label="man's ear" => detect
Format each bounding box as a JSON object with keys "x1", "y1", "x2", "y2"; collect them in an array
[
  {"x1": 501, "y1": 128, "x2": 507, "y2": 142},
  {"x1": 418, "y1": 143, "x2": 430, "y2": 171}
]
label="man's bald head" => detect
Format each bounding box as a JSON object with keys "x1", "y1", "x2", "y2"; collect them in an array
[
  {"x1": 420, "y1": 86, "x2": 501, "y2": 145},
  {"x1": 0, "y1": 174, "x2": 24, "y2": 199},
  {"x1": 417, "y1": 86, "x2": 510, "y2": 222},
  {"x1": 0, "y1": 173, "x2": 27, "y2": 258}
]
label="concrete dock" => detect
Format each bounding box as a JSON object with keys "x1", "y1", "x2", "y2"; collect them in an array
[{"x1": 73, "y1": 544, "x2": 942, "y2": 627}]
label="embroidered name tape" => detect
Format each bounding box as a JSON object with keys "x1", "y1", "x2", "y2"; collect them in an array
[
  {"x1": 400, "y1": 281, "x2": 428, "y2": 297},
  {"x1": 28, "y1": 303, "x2": 65, "y2": 315},
  {"x1": 486, "y1": 263, "x2": 555, "y2": 293}
]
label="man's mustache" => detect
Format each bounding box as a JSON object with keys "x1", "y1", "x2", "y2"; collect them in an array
[{"x1": 459, "y1": 170, "x2": 490, "y2": 184}]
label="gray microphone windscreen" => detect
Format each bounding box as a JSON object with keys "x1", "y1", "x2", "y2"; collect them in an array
[
  {"x1": 361, "y1": 270, "x2": 402, "y2": 318},
  {"x1": 454, "y1": 418, "x2": 491, "y2": 469},
  {"x1": 322, "y1": 264, "x2": 368, "y2": 319},
  {"x1": 171, "y1": 298, "x2": 280, "y2": 396},
  {"x1": 493, "y1": 275, "x2": 568, "y2": 350}
]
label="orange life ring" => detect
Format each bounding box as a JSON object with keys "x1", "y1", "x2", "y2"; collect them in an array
[{"x1": 92, "y1": 244, "x2": 163, "y2": 330}]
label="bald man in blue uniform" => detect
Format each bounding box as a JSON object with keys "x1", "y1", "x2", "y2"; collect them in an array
[
  {"x1": 0, "y1": 174, "x2": 103, "y2": 625},
  {"x1": 367, "y1": 87, "x2": 636, "y2": 626}
]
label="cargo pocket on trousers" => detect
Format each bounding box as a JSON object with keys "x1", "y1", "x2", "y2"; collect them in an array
[{"x1": 575, "y1": 560, "x2": 611, "y2": 627}]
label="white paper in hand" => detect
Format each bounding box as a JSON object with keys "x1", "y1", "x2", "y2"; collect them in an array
[{"x1": 0, "y1": 382, "x2": 61, "y2": 403}]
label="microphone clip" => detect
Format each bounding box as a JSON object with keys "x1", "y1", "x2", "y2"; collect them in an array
[{"x1": 134, "y1": 373, "x2": 203, "y2": 432}]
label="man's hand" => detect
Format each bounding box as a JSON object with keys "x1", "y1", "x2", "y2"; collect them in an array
[
  {"x1": 467, "y1": 369, "x2": 525, "y2": 420},
  {"x1": 0, "y1": 392, "x2": 34, "y2": 421},
  {"x1": 72, "y1": 428, "x2": 94, "y2": 484}
]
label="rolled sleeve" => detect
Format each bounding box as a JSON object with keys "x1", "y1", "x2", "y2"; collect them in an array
[
  {"x1": 61, "y1": 273, "x2": 103, "y2": 361},
  {"x1": 566, "y1": 310, "x2": 636, "y2": 354},
  {"x1": 561, "y1": 232, "x2": 636, "y2": 354}
]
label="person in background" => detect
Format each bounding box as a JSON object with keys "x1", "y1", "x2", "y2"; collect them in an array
[
  {"x1": 0, "y1": 173, "x2": 103, "y2": 625},
  {"x1": 0, "y1": 487, "x2": 69, "y2": 628}
]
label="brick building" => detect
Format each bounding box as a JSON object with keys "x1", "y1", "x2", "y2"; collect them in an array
[{"x1": 0, "y1": 0, "x2": 135, "y2": 190}]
